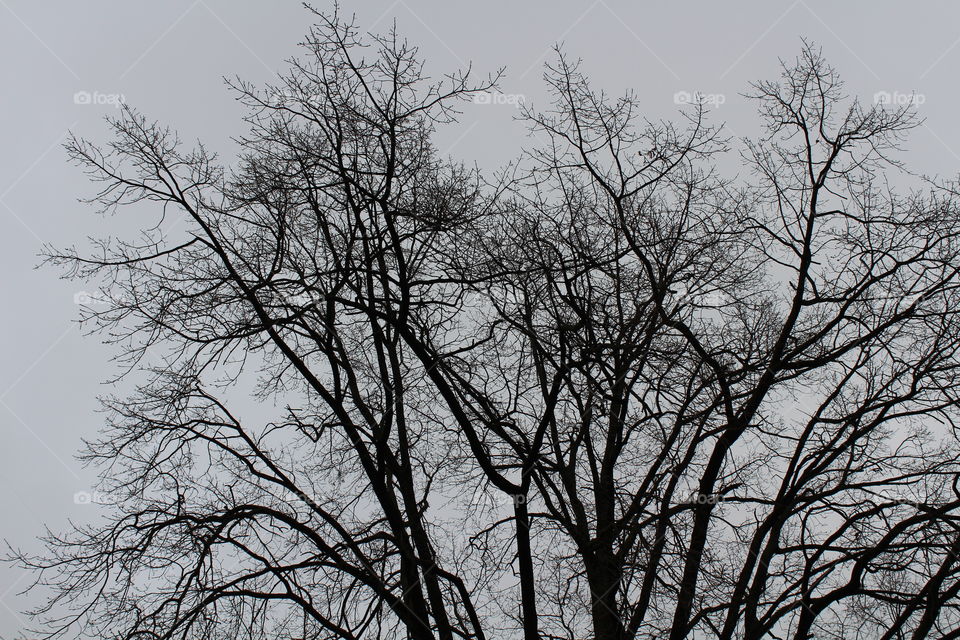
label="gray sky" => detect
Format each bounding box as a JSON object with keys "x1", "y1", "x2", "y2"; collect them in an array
[{"x1": 2, "y1": 1, "x2": 960, "y2": 637}]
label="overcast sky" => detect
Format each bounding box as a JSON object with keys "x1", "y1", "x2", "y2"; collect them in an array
[{"x1": 3, "y1": 2, "x2": 960, "y2": 637}]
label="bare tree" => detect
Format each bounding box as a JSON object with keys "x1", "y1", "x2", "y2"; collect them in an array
[{"x1": 15, "y1": 8, "x2": 960, "y2": 639}]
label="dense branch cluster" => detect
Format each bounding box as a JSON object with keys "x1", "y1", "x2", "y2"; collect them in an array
[{"x1": 16, "y1": 8, "x2": 960, "y2": 640}]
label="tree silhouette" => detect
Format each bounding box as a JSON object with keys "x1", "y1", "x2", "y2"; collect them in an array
[{"x1": 16, "y1": 7, "x2": 960, "y2": 640}]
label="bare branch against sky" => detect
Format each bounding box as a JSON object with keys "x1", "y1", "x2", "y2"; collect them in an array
[{"x1": 4, "y1": 3, "x2": 960, "y2": 639}]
